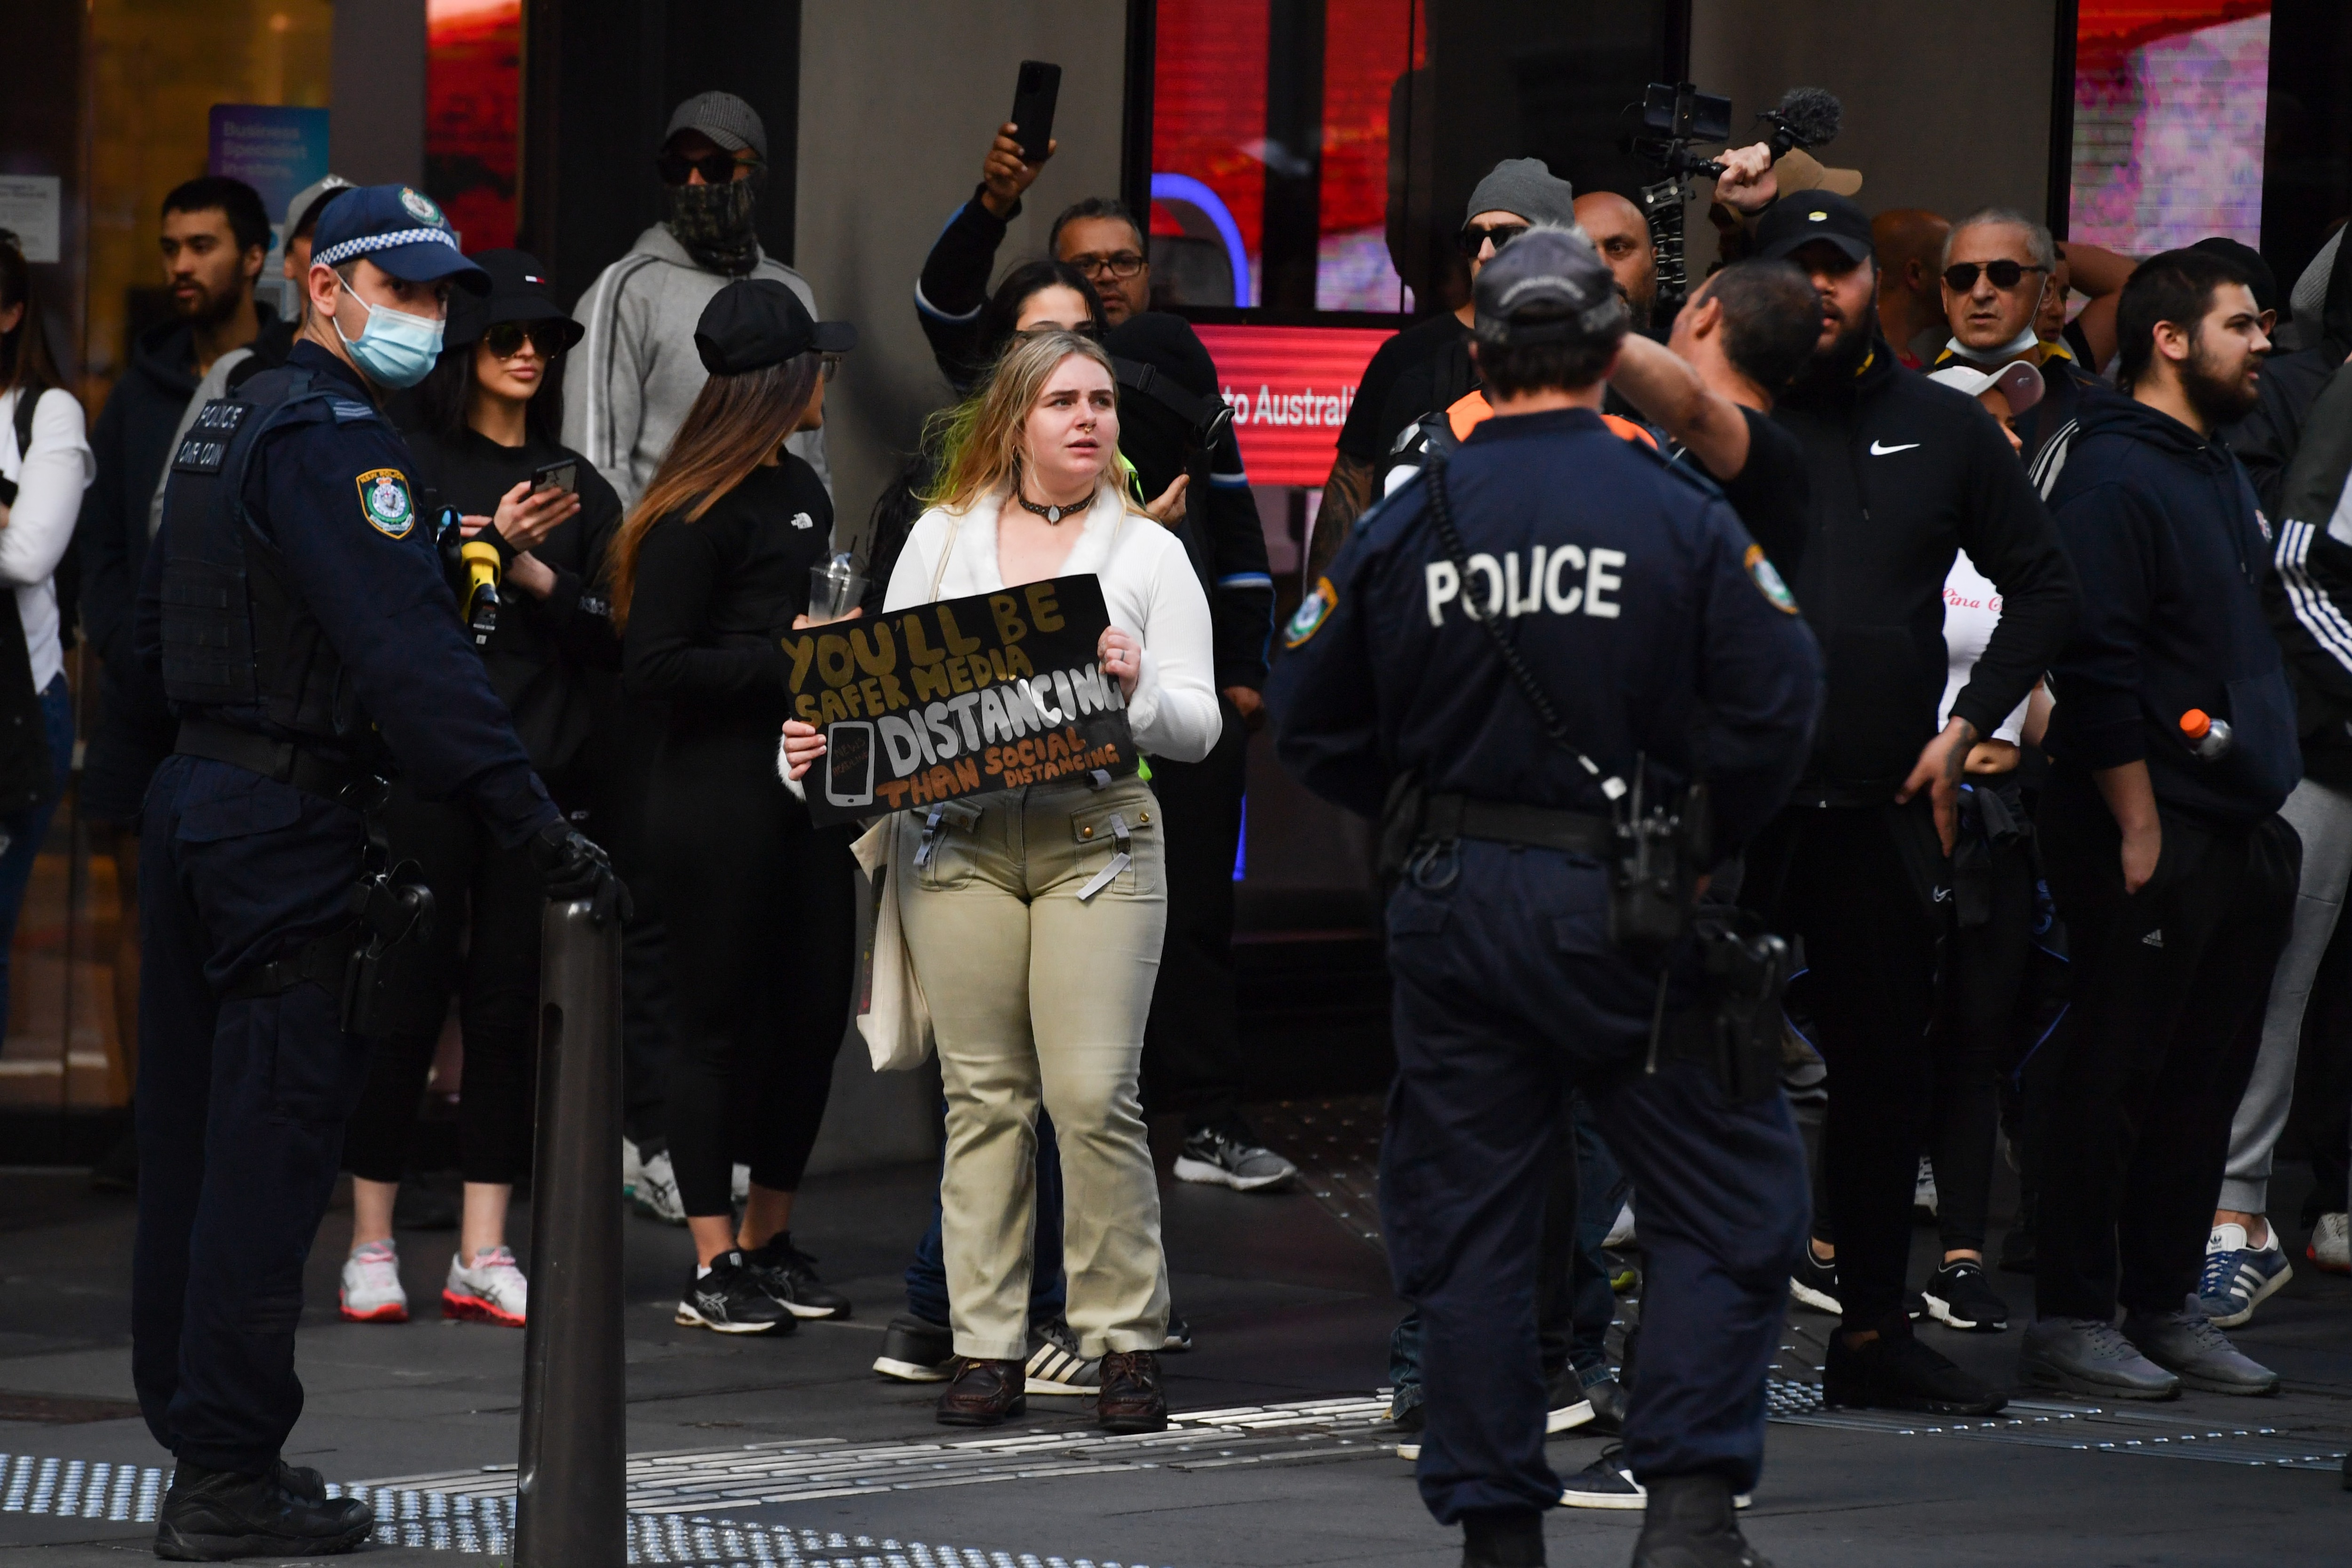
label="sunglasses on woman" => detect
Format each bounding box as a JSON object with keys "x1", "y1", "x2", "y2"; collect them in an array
[
  {"x1": 482, "y1": 321, "x2": 567, "y2": 359},
  {"x1": 1458, "y1": 222, "x2": 1530, "y2": 258},
  {"x1": 1943, "y1": 260, "x2": 2049, "y2": 292}
]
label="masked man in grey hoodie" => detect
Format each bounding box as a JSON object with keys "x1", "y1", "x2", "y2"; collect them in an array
[{"x1": 564, "y1": 91, "x2": 830, "y2": 507}]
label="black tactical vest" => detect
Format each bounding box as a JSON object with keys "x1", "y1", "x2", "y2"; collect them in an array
[{"x1": 158, "y1": 365, "x2": 365, "y2": 745}]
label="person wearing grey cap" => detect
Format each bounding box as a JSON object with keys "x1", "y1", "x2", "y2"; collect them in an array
[
  {"x1": 1310, "y1": 159, "x2": 1577, "y2": 579},
  {"x1": 1272, "y1": 225, "x2": 1820, "y2": 1568},
  {"x1": 565, "y1": 90, "x2": 831, "y2": 512}
]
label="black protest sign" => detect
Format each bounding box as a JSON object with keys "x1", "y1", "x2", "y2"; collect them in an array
[{"x1": 783, "y1": 575, "x2": 1138, "y2": 826}]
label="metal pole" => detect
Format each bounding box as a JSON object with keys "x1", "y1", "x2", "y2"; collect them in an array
[{"x1": 515, "y1": 897, "x2": 627, "y2": 1568}]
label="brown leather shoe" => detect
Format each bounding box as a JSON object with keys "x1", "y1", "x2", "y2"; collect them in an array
[
  {"x1": 935, "y1": 1357, "x2": 1026, "y2": 1426},
  {"x1": 1096, "y1": 1349, "x2": 1168, "y2": 1433}
]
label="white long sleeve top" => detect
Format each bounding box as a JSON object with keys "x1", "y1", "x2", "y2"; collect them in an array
[
  {"x1": 0, "y1": 388, "x2": 95, "y2": 692},
  {"x1": 885, "y1": 483, "x2": 1223, "y2": 764}
]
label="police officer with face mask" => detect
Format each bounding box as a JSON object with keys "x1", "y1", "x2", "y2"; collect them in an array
[
  {"x1": 1270, "y1": 228, "x2": 1821, "y2": 1568},
  {"x1": 131, "y1": 185, "x2": 626, "y2": 1560}
]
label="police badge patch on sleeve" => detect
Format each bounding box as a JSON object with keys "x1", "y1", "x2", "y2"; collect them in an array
[
  {"x1": 1284, "y1": 575, "x2": 1338, "y2": 648},
  {"x1": 1744, "y1": 545, "x2": 1799, "y2": 614},
  {"x1": 357, "y1": 469, "x2": 416, "y2": 537}
]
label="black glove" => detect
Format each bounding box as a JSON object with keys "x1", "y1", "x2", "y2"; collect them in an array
[{"x1": 529, "y1": 818, "x2": 632, "y2": 926}]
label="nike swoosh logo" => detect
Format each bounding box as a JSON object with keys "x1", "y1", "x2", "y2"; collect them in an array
[{"x1": 1870, "y1": 440, "x2": 1921, "y2": 456}]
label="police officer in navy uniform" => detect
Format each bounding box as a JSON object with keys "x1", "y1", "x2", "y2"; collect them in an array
[
  {"x1": 1270, "y1": 228, "x2": 1821, "y2": 1568},
  {"x1": 131, "y1": 185, "x2": 626, "y2": 1561}
]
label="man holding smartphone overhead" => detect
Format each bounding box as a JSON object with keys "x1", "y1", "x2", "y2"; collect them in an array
[{"x1": 912, "y1": 95, "x2": 1291, "y2": 1205}]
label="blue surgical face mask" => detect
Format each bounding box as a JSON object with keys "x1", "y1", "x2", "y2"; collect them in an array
[{"x1": 333, "y1": 280, "x2": 445, "y2": 388}]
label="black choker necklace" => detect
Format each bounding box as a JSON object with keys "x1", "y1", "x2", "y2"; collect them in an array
[{"x1": 1014, "y1": 488, "x2": 1085, "y2": 524}]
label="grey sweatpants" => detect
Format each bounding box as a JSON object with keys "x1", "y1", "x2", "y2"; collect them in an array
[{"x1": 2221, "y1": 776, "x2": 2352, "y2": 1213}]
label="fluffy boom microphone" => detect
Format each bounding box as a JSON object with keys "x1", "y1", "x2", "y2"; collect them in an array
[{"x1": 1763, "y1": 87, "x2": 1842, "y2": 155}]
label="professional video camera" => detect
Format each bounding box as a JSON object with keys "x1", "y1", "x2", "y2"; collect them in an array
[{"x1": 1627, "y1": 83, "x2": 1844, "y2": 308}]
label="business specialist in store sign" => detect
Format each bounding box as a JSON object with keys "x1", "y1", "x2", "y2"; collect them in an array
[{"x1": 783, "y1": 575, "x2": 1139, "y2": 824}]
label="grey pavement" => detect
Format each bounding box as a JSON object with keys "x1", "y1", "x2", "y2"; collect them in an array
[{"x1": 1, "y1": 1111, "x2": 2348, "y2": 1566}]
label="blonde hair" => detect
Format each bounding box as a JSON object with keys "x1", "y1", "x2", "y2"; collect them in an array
[{"x1": 922, "y1": 330, "x2": 1147, "y2": 518}]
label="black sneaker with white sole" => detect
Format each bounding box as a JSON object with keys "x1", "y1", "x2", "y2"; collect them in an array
[
  {"x1": 873, "y1": 1313, "x2": 954, "y2": 1380},
  {"x1": 1174, "y1": 1119, "x2": 1297, "y2": 1192},
  {"x1": 1920, "y1": 1259, "x2": 2010, "y2": 1332},
  {"x1": 1789, "y1": 1243, "x2": 1842, "y2": 1315},
  {"x1": 1545, "y1": 1363, "x2": 1595, "y2": 1435},
  {"x1": 742, "y1": 1232, "x2": 851, "y2": 1319},
  {"x1": 676, "y1": 1251, "x2": 795, "y2": 1335},
  {"x1": 1163, "y1": 1307, "x2": 1194, "y2": 1352},
  {"x1": 1025, "y1": 1317, "x2": 1104, "y2": 1395},
  {"x1": 1562, "y1": 1445, "x2": 1751, "y2": 1512}
]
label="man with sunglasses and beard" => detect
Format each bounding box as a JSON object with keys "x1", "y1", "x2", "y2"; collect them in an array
[
  {"x1": 1743, "y1": 191, "x2": 2075, "y2": 1418},
  {"x1": 2023, "y1": 250, "x2": 2299, "y2": 1402},
  {"x1": 566, "y1": 92, "x2": 830, "y2": 512},
  {"x1": 1929, "y1": 207, "x2": 2106, "y2": 480}
]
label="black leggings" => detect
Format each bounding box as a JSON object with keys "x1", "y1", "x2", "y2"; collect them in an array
[
  {"x1": 342, "y1": 784, "x2": 547, "y2": 1187},
  {"x1": 1929, "y1": 823, "x2": 2037, "y2": 1255},
  {"x1": 647, "y1": 726, "x2": 857, "y2": 1219}
]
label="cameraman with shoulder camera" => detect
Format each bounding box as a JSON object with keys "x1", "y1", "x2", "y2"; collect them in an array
[
  {"x1": 1743, "y1": 192, "x2": 2074, "y2": 1418},
  {"x1": 1271, "y1": 227, "x2": 1820, "y2": 1568}
]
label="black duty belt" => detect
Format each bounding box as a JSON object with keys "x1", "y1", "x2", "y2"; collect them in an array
[
  {"x1": 175, "y1": 720, "x2": 381, "y2": 805},
  {"x1": 1419, "y1": 792, "x2": 1616, "y2": 856}
]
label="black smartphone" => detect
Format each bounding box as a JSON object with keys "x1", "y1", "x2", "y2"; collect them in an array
[
  {"x1": 1010, "y1": 60, "x2": 1062, "y2": 166},
  {"x1": 531, "y1": 458, "x2": 577, "y2": 496}
]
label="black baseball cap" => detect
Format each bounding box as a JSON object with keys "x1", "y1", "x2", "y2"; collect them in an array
[
  {"x1": 1755, "y1": 192, "x2": 1875, "y2": 268},
  {"x1": 445, "y1": 249, "x2": 582, "y2": 350},
  {"x1": 694, "y1": 279, "x2": 855, "y2": 375},
  {"x1": 1472, "y1": 226, "x2": 1628, "y2": 348}
]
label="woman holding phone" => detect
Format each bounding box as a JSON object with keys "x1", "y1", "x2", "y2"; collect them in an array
[
  {"x1": 783, "y1": 330, "x2": 1220, "y2": 1431},
  {"x1": 336, "y1": 250, "x2": 621, "y2": 1329},
  {"x1": 612, "y1": 279, "x2": 860, "y2": 1335}
]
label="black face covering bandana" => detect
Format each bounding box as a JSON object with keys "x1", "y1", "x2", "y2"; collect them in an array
[{"x1": 666, "y1": 171, "x2": 764, "y2": 277}]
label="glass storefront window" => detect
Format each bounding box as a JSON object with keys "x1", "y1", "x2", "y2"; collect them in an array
[{"x1": 426, "y1": 0, "x2": 523, "y2": 252}]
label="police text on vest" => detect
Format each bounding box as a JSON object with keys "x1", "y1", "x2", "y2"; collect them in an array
[{"x1": 1425, "y1": 547, "x2": 1624, "y2": 626}]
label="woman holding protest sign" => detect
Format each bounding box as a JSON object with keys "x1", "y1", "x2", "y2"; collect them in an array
[
  {"x1": 611, "y1": 279, "x2": 860, "y2": 1337},
  {"x1": 783, "y1": 329, "x2": 1219, "y2": 1433}
]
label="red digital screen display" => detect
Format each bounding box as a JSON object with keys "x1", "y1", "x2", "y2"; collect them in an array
[{"x1": 1197, "y1": 323, "x2": 1395, "y2": 487}]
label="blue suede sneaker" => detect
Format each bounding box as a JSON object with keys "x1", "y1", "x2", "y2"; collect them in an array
[{"x1": 2197, "y1": 1221, "x2": 2293, "y2": 1328}]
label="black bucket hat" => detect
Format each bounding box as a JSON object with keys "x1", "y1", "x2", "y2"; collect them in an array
[{"x1": 445, "y1": 249, "x2": 584, "y2": 351}]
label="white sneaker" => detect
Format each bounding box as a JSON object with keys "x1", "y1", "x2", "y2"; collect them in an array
[
  {"x1": 2308, "y1": 1212, "x2": 2350, "y2": 1275},
  {"x1": 339, "y1": 1240, "x2": 409, "y2": 1323},
  {"x1": 443, "y1": 1245, "x2": 529, "y2": 1327},
  {"x1": 622, "y1": 1136, "x2": 645, "y2": 1196},
  {"x1": 630, "y1": 1149, "x2": 689, "y2": 1226},
  {"x1": 1604, "y1": 1200, "x2": 1636, "y2": 1250},
  {"x1": 731, "y1": 1163, "x2": 752, "y2": 1204}
]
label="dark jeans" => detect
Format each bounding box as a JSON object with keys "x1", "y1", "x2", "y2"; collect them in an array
[
  {"x1": 906, "y1": 1103, "x2": 1065, "y2": 1328},
  {"x1": 2035, "y1": 781, "x2": 2299, "y2": 1321},
  {"x1": 133, "y1": 756, "x2": 374, "y2": 1472},
  {"x1": 1745, "y1": 802, "x2": 1944, "y2": 1331},
  {"x1": 1140, "y1": 696, "x2": 1249, "y2": 1131},
  {"x1": 1385, "y1": 840, "x2": 1809, "y2": 1523},
  {"x1": 0, "y1": 674, "x2": 72, "y2": 1028}
]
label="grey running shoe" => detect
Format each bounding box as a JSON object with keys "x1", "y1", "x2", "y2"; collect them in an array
[
  {"x1": 1025, "y1": 1317, "x2": 1103, "y2": 1396},
  {"x1": 2018, "y1": 1316, "x2": 2178, "y2": 1400},
  {"x1": 1174, "y1": 1120, "x2": 1297, "y2": 1192},
  {"x1": 2122, "y1": 1308, "x2": 2280, "y2": 1395}
]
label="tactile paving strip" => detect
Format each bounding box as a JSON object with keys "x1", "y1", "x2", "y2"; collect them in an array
[{"x1": 1247, "y1": 1098, "x2": 1385, "y2": 1251}]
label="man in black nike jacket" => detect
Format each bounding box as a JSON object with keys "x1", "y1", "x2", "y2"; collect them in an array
[{"x1": 1741, "y1": 193, "x2": 2076, "y2": 1417}]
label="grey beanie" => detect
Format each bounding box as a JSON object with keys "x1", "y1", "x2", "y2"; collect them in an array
[
  {"x1": 2291, "y1": 229, "x2": 2341, "y2": 326},
  {"x1": 1465, "y1": 158, "x2": 1578, "y2": 229}
]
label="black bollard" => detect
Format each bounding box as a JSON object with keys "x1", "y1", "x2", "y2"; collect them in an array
[{"x1": 516, "y1": 898, "x2": 627, "y2": 1567}]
